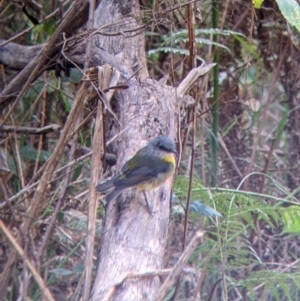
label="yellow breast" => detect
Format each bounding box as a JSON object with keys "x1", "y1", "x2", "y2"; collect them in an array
[{"x1": 161, "y1": 153, "x2": 176, "y2": 166}]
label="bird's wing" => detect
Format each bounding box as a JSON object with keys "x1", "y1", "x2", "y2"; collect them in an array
[
  {"x1": 96, "y1": 179, "x2": 114, "y2": 192},
  {"x1": 113, "y1": 165, "x2": 156, "y2": 189},
  {"x1": 113, "y1": 148, "x2": 173, "y2": 189}
]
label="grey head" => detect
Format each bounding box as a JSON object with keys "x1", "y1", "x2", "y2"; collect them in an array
[{"x1": 148, "y1": 136, "x2": 176, "y2": 154}]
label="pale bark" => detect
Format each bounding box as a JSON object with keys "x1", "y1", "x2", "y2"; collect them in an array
[
  {"x1": 0, "y1": 39, "x2": 95, "y2": 71},
  {"x1": 90, "y1": 1, "x2": 178, "y2": 300}
]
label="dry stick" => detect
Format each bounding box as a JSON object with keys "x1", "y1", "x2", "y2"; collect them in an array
[
  {"x1": 84, "y1": 65, "x2": 120, "y2": 299},
  {"x1": 254, "y1": 138, "x2": 276, "y2": 259},
  {"x1": 172, "y1": 4, "x2": 197, "y2": 301},
  {"x1": 0, "y1": 101, "x2": 84, "y2": 296},
  {"x1": 183, "y1": 1, "x2": 197, "y2": 251},
  {"x1": 102, "y1": 269, "x2": 178, "y2": 301},
  {"x1": 200, "y1": 76, "x2": 210, "y2": 185},
  {"x1": 218, "y1": 133, "x2": 243, "y2": 178},
  {"x1": 73, "y1": 272, "x2": 86, "y2": 301},
  {"x1": 0, "y1": 184, "x2": 20, "y2": 297},
  {"x1": 70, "y1": 108, "x2": 97, "y2": 138},
  {"x1": 102, "y1": 268, "x2": 197, "y2": 301},
  {"x1": 3, "y1": 129, "x2": 126, "y2": 206},
  {"x1": 34, "y1": 72, "x2": 47, "y2": 175},
  {"x1": 22, "y1": 0, "x2": 42, "y2": 13},
  {"x1": 0, "y1": 220, "x2": 55, "y2": 301},
  {"x1": 26, "y1": 106, "x2": 95, "y2": 186},
  {"x1": 36, "y1": 118, "x2": 81, "y2": 262},
  {"x1": 177, "y1": 63, "x2": 215, "y2": 97},
  {"x1": 61, "y1": 33, "x2": 118, "y2": 121},
  {"x1": 0, "y1": 0, "x2": 90, "y2": 115},
  {"x1": 176, "y1": 63, "x2": 215, "y2": 177},
  {"x1": 10, "y1": 119, "x2": 26, "y2": 188},
  {"x1": 0, "y1": 88, "x2": 45, "y2": 147},
  {"x1": 1, "y1": 153, "x2": 91, "y2": 207},
  {"x1": 192, "y1": 245, "x2": 217, "y2": 300},
  {"x1": 243, "y1": 41, "x2": 289, "y2": 190},
  {"x1": 0, "y1": 124, "x2": 61, "y2": 134},
  {"x1": 153, "y1": 231, "x2": 204, "y2": 301},
  {"x1": 259, "y1": 138, "x2": 276, "y2": 193},
  {"x1": 0, "y1": 0, "x2": 72, "y2": 47},
  {"x1": 84, "y1": 0, "x2": 96, "y2": 69},
  {"x1": 19, "y1": 109, "x2": 96, "y2": 188},
  {"x1": 21, "y1": 80, "x2": 87, "y2": 232},
  {"x1": 83, "y1": 95, "x2": 104, "y2": 300},
  {"x1": 0, "y1": 2, "x2": 12, "y2": 18}
]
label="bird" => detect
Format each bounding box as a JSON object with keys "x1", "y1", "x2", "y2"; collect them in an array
[{"x1": 96, "y1": 136, "x2": 176, "y2": 203}]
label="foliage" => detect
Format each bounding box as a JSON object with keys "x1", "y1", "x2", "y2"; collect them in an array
[
  {"x1": 173, "y1": 175, "x2": 300, "y2": 300},
  {"x1": 1, "y1": 0, "x2": 300, "y2": 300},
  {"x1": 276, "y1": 0, "x2": 300, "y2": 32},
  {"x1": 147, "y1": 28, "x2": 245, "y2": 58}
]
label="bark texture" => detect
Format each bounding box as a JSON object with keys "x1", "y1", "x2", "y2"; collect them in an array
[
  {"x1": 0, "y1": 39, "x2": 101, "y2": 71},
  {"x1": 91, "y1": 0, "x2": 178, "y2": 300}
]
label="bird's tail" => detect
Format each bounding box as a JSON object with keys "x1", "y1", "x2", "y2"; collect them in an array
[
  {"x1": 96, "y1": 180, "x2": 114, "y2": 192},
  {"x1": 106, "y1": 188, "x2": 122, "y2": 202},
  {"x1": 96, "y1": 180, "x2": 123, "y2": 201}
]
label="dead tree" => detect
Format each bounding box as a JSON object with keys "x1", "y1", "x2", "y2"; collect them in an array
[
  {"x1": 0, "y1": 1, "x2": 212, "y2": 300},
  {"x1": 88, "y1": 1, "x2": 212, "y2": 300}
]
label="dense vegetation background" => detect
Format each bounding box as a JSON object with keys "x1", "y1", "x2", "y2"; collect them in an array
[{"x1": 1, "y1": 0, "x2": 300, "y2": 300}]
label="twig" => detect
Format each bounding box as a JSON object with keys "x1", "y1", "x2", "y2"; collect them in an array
[
  {"x1": 21, "y1": 80, "x2": 87, "y2": 232},
  {"x1": 0, "y1": 124, "x2": 61, "y2": 134},
  {"x1": 102, "y1": 268, "x2": 195, "y2": 301},
  {"x1": 177, "y1": 63, "x2": 215, "y2": 97},
  {"x1": 83, "y1": 83, "x2": 104, "y2": 299},
  {"x1": 153, "y1": 231, "x2": 204, "y2": 301},
  {"x1": 36, "y1": 117, "x2": 80, "y2": 262},
  {"x1": 84, "y1": 0, "x2": 96, "y2": 69},
  {"x1": 2, "y1": 128, "x2": 127, "y2": 207},
  {"x1": 61, "y1": 33, "x2": 118, "y2": 120},
  {"x1": 0, "y1": 220, "x2": 55, "y2": 301},
  {"x1": 34, "y1": 75, "x2": 47, "y2": 175},
  {"x1": 10, "y1": 117, "x2": 25, "y2": 188},
  {"x1": 243, "y1": 40, "x2": 289, "y2": 190},
  {"x1": 22, "y1": 0, "x2": 42, "y2": 13},
  {"x1": 173, "y1": 5, "x2": 197, "y2": 300},
  {"x1": 0, "y1": 87, "x2": 45, "y2": 147},
  {"x1": 0, "y1": 0, "x2": 72, "y2": 48},
  {"x1": 218, "y1": 133, "x2": 243, "y2": 178},
  {"x1": 0, "y1": 0, "x2": 94, "y2": 113}
]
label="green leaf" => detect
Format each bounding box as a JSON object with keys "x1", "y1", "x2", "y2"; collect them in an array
[
  {"x1": 49, "y1": 268, "x2": 75, "y2": 276},
  {"x1": 252, "y1": 0, "x2": 264, "y2": 9},
  {"x1": 280, "y1": 206, "x2": 300, "y2": 234},
  {"x1": 148, "y1": 47, "x2": 190, "y2": 56},
  {"x1": 20, "y1": 145, "x2": 51, "y2": 162},
  {"x1": 190, "y1": 201, "x2": 222, "y2": 217},
  {"x1": 276, "y1": 0, "x2": 300, "y2": 32}
]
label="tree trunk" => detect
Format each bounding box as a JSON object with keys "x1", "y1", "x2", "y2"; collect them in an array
[{"x1": 91, "y1": 1, "x2": 178, "y2": 300}]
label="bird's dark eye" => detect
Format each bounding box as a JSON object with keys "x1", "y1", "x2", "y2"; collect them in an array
[{"x1": 159, "y1": 144, "x2": 167, "y2": 151}]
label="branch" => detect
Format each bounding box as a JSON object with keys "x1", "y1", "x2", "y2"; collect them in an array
[
  {"x1": 0, "y1": 38, "x2": 103, "y2": 72},
  {"x1": 0, "y1": 0, "x2": 100, "y2": 112},
  {"x1": 22, "y1": 0, "x2": 42, "y2": 14},
  {"x1": 0, "y1": 124, "x2": 61, "y2": 134},
  {"x1": 0, "y1": 220, "x2": 55, "y2": 301},
  {"x1": 0, "y1": 40, "x2": 43, "y2": 70},
  {"x1": 102, "y1": 268, "x2": 195, "y2": 301},
  {"x1": 153, "y1": 230, "x2": 204, "y2": 301},
  {"x1": 177, "y1": 63, "x2": 216, "y2": 97}
]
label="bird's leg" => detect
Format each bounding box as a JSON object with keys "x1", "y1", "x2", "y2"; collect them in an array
[{"x1": 142, "y1": 191, "x2": 153, "y2": 215}]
